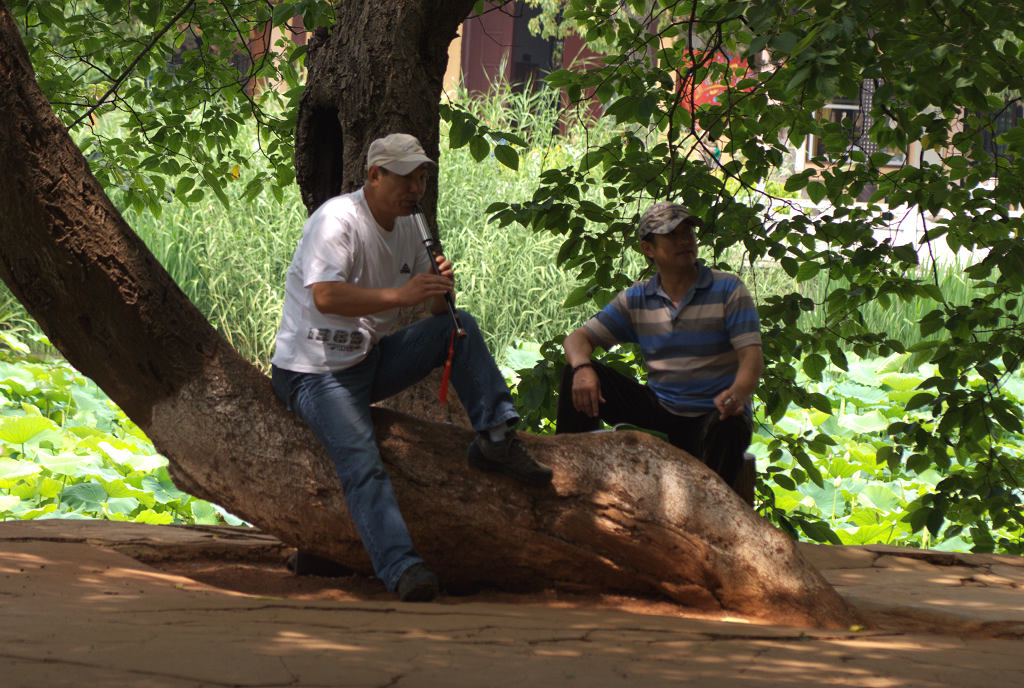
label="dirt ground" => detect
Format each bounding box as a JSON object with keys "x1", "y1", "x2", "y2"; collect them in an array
[{"x1": 2, "y1": 519, "x2": 1023, "y2": 687}]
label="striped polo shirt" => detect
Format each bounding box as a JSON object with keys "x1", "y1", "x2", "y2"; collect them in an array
[{"x1": 583, "y1": 261, "x2": 762, "y2": 416}]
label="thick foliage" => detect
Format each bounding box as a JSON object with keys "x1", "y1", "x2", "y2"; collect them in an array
[
  {"x1": 9, "y1": 0, "x2": 333, "y2": 213},
  {"x1": 477, "y1": 0, "x2": 1024, "y2": 551}
]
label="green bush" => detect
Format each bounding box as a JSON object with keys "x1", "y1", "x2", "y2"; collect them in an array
[
  {"x1": 753, "y1": 352, "x2": 1024, "y2": 553},
  {"x1": 0, "y1": 333, "x2": 244, "y2": 525}
]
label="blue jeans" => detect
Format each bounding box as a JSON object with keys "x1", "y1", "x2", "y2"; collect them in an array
[{"x1": 271, "y1": 310, "x2": 517, "y2": 591}]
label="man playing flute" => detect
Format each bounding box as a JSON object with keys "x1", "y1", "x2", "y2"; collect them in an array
[{"x1": 270, "y1": 133, "x2": 552, "y2": 602}]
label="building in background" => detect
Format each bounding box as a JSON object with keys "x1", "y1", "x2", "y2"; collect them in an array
[{"x1": 443, "y1": 2, "x2": 604, "y2": 96}]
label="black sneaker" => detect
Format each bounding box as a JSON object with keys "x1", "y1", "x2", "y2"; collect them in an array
[
  {"x1": 467, "y1": 431, "x2": 553, "y2": 486},
  {"x1": 396, "y1": 562, "x2": 439, "y2": 602}
]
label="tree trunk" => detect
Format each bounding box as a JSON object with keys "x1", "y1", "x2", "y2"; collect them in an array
[
  {"x1": 294, "y1": 1, "x2": 473, "y2": 215},
  {"x1": 0, "y1": 2, "x2": 858, "y2": 629}
]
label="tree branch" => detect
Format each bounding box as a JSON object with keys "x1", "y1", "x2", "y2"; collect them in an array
[{"x1": 69, "y1": 0, "x2": 197, "y2": 129}]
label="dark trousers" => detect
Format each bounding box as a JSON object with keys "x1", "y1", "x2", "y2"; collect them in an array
[{"x1": 555, "y1": 362, "x2": 752, "y2": 488}]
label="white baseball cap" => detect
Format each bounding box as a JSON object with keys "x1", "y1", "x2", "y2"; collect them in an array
[{"x1": 366, "y1": 133, "x2": 435, "y2": 175}]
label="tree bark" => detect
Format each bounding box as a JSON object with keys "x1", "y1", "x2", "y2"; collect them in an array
[
  {"x1": 0, "y1": 1, "x2": 858, "y2": 629},
  {"x1": 294, "y1": 0, "x2": 472, "y2": 214}
]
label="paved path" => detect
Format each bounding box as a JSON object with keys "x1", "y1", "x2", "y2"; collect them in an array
[{"x1": 2, "y1": 520, "x2": 1022, "y2": 687}]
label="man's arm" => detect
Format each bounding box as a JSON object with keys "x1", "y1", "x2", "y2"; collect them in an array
[
  {"x1": 714, "y1": 344, "x2": 764, "y2": 420},
  {"x1": 563, "y1": 326, "x2": 606, "y2": 417},
  {"x1": 311, "y1": 268, "x2": 453, "y2": 317}
]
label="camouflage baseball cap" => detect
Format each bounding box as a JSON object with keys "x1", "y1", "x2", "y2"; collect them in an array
[{"x1": 636, "y1": 201, "x2": 700, "y2": 241}]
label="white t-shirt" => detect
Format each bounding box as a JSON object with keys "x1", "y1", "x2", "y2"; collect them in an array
[{"x1": 270, "y1": 188, "x2": 431, "y2": 373}]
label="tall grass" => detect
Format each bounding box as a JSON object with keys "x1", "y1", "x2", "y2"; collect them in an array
[
  {"x1": 0, "y1": 287, "x2": 37, "y2": 339},
  {"x1": 794, "y1": 262, "x2": 1015, "y2": 348},
  {"x1": 123, "y1": 184, "x2": 305, "y2": 368},
  {"x1": 436, "y1": 81, "x2": 637, "y2": 358}
]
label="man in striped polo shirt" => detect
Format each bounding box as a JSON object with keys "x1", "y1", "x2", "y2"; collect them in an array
[{"x1": 556, "y1": 201, "x2": 764, "y2": 494}]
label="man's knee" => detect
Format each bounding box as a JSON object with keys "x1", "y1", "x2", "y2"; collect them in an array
[{"x1": 706, "y1": 413, "x2": 753, "y2": 445}]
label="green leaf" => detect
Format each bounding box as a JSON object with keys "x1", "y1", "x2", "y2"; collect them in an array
[
  {"x1": 578, "y1": 150, "x2": 603, "y2": 172},
  {"x1": 0, "y1": 332, "x2": 30, "y2": 354},
  {"x1": 798, "y1": 517, "x2": 841, "y2": 544},
  {"x1": 0, "y1": 416, "x2": 58, "y2": 444},
  {"x1": 137, "y1": 0, "x2": 162, "y2": 27},
  {"x1": 469, "y1": 135, "x2": 489, "y2": 162},
  {"x1": 905, "y1": 392, "x2": 935, "y2": 411},
  {"x1": 98, "y1": 442, "x2": 167, "y2": 472},
  {"x1": 827, "y1": 345, "x2": 849, "y2": 371},
  {"x1": 837, "y1": 523, "x2": 899, "y2": 546},
  {"x1": 102, "y1": 479, "x2": 155, "y2": 507},
  {"x1": 805, "y1": 181, "x2": 827, "y2": 205},
  {"x1": 892, "y1": 244, "x2": 918, "y2": 265},
  {"x1": 801, "y1": 481, "x2": 848, "y2": 516},
  {"x1": 201, "y1": 169, "x2": 231, "y2": 209},
  {"x1": 795, "y1": 261, "x2": 821, "y2": 283},
  {"x1": 784, "y1": 172, "x2": 811, "y2": 192},
  {"x1": 104, "y1": 497, "x2": 141, "y2": 515},
  {"x1": 449, "y1": 115, "x2": 476, "y2": 149},
  {"x1": 802, "y1": 353, "x2": 827, "y2": 380},
  {"x1": 211, "y1": 504, "x2": 248, "y2": 526},
  {"x1": 142, "y1": 473, "x2": 188, "y2": 505},
  {"x1": 772, "y1": 472, "x2": 797, "y2": 490},
  {"x1": 926, "y1": 506, "x2": 945, "y2": 537},
  {"x1": 992, "y1": 402, "x2": 1023, "y2": 433},
  {"x1": 605, "y1": 96, "x2": 638, "y2": 123},
  {"x1": 544, "y1": 69, "x2": 574, "y2": 87},
  {"x1": 35, "y1": 452, "x2": 103, "y2": 478},
  {"x1": 785, "y1": 65, "x2": 811, "y2": 92},
  {"x1": 791, "y1": 24, "x2": 823, "y2": 57},
  {"x1": 174, "y1": 176, "x2": 195, "y2": 198},
  {"x1": 794, "y1": 450, "x2": 824, "y2": 487},
  {"x1": 563, "y1": 285, "x2": 592, "y2": 309},
  {"x1": 493, "y1": 144, "x2": 519, "y2": 171},
  {"x1": 38, "y1": 476, "x2": 63, "y2": 499},
  {"x1": 60, "y1": 481, "x2": 108, "y2": 512},
  {"x1": 876, "y1": 445, "x2": 901, "y2": 471},
  {"x1": 0, "y1": 458, "x2": 42, "y2": 481},
  {"x1": 807, "y1": 393, "x2": 833, "y2": 413},
  {"x1": 771, "y1": 32, "x2": 799, "y2": 54},
  {"x1": 556, "y1": 235, "x2": 583, "y2": 266},
  {"x1": 837, "y1": 411, "x2": 890, "y2": 434},
  {"x1": 859, "y1": 485, "x2": 903, "y2": 512},
  {"x1": 36, "y1": 1, "x2": 67, "y2": 30},
  {"x1": 879, "y1": 372, "x2": 925, "y2": 391},
  {"x1": 190, "y1": 499, "x2": 221, "y2": 525},
  {"x1": 134, "y1": 509, "x2": 175, "y2": 525}
]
